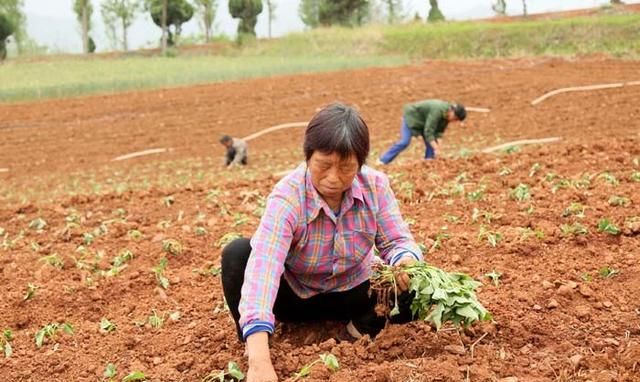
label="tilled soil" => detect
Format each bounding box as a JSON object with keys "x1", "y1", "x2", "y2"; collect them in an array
[{"x1": 0, "y1": 57, "x2": 639, "y2": 382}]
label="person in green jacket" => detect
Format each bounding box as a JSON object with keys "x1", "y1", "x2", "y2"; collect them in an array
[{"x1": 378, "y1": 100, "x2": 466, "y2": 164}]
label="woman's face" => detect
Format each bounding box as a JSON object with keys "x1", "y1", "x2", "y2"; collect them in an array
[{"x1": 308, "y1": 151, "x2": 359, "y2": 201}]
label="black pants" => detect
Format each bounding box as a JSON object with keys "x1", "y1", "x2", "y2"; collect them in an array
[
  {"x1": 225, "y1": 147, "x2": 247, "y2": 166},
  {"x1": 221, "y1": 238, "x2": 415, "y2": 342}
]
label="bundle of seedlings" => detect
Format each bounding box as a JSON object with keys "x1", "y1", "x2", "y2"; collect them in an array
[{"x1": 370, "y1": 262, "x2": 492, "y2": 330}]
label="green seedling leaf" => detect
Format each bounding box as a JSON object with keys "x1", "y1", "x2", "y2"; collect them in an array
[
  {"x1": 597, "y1": 219, "x2": 620, "y2": 235},
  {"x1": 24, "y1": 283, "x2": 39, "y2": 301},
  {"x1": 319, "y1": 354, "x2": 340, "y2": 372},
  {"x1": 100, "y1": 318, "x2": 117, "y2": 333},
  {"x1": 510, "y1": 183, "x2": 531, "y2": 202},
  {"x1": 227, "y1": 361, "x2": 245, "y2": 380},
  {"x1": 598, "y1": 266, "x2": 619, "y2": 279},
  {"x1": 104, "y1": 363, "x2": 117, "y2": 378},
  {"x1": 128, "y1": 230, "x2": 143, "y2": 240},
  {"x1": 484, "y1": 270, "x2": 502, "y2": 286},
  {"x1": 28, "y1": 218, "x2": 47, "y2": 231},
  {"x1": 122, "y1": 371, "x2": 146, "y2": 382},
  {"x1": 162, "y1": 239, "x2": 183, "y2": 256},
  {"x1": 1, "y1": 329, "x2": 13, "y2": 358}
]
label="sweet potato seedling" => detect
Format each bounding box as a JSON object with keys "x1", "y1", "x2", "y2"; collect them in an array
[
  {"x1": 216, "y1": 232, "x2": 242, "y2": 248},
  {"x1": 498, "y1": 166, "x2": 512, "y2": 176},
  {"x1": 1, "y1": 329, "x2": 13, "y2": 358},
  {"x1": 608, "y1": 196, "x2": 630, "y2": 207},
  {"x1": 39, "y1": 254, "x2": 64, "y2": 269},
  {"x1": 371, "y1": 263, "x2": 491, "y2": 330},
  {"x1": 35, "y1": 322, "x2": 74, "y2": 348},
  {"x1": 598, "y1": 266, "x2": 619, "y2": 279},
  {"x1": 631, "y1": 171, "x2": 640, "y2": 182},
  {"x1": 560, "y1": 223, "x2": 588, "y2": 236},
  {"x1": 202, "y1": 361, "x2": 245, "y2": 382},
  {"x1": 24, "y1": 283, "x2": 39, "y2": 301},
  {"x1": 103, "y1": 362, "x2": 117, "y2": 380},
  {"x1": 466, "y1": 187, "x2": 485, "y2": 202},
  {"x1": 478, "y1": 226, "x2": 502, "y2": 247},
  {"x1": 562, "y1": 202, "x2": 586, "y2": 218},
  {"x1": 529, "y1": 163, "x2": 542, "y2": 177},
  {"x1": 292, "y1": 353, "x2": 340, "y2": 381},
  {"x1": 162, "y1": 239, "x2": 183, "y2": 256},
  {"x1": 597, "y1": 172, "x2": 618, "y2": 186},
  {"x1": 597, "y1": 219, "x2": 621, "y2": 235},
  {"x1": 484, "y1": 270, "x2": 502, "y2": 286},
  {"x1": 100, "y1": 318, "x2": 117, "y2": 333},
  {"x1": 127, "y1": 230, "x2": 143, "y2": 240},
  {"x1": 122, "y1": 371, "x2": 146, "y2": 382},
  {"x1": 152, "y1": 258, "x2": 170, "y2": 289},
  {"x1": 510, "y1": 183, "x2": 531, "y2": 202},
  {"x1": 28, "y1": 217, "x2": 47, "y2": 231},
  {"x1": 195, "y1": 226, "x2": 208, "y2": 236},
  {"x1": 148, "y1": 310, "x2": 164, "y2": 329}
]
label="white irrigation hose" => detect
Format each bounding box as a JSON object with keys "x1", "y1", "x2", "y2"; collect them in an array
[
  {"x1": 481, "y1": 137, "x2": 562, "y2": 153},
  {"x1": 242, "y1": 122, "x2": 308, "y2": 142},
  {"x1": 466, "y1": 107, "x2": 491, "y2": 113},
  {"x1": 112, "y1": 148, "x2": 173, "y2": 162},
  {"x1": 0, "y1": 168, "x2": 8, "y2": 173},
  {"x1": 531, "y1": 81, "x2": 640, "y2": 106}
]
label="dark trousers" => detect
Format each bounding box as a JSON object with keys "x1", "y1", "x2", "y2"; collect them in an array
[
  {"x1": 221, "y1": 238, "x2": 415, "y2": 342},
  {"x1": 379, "y1": 118, "x2": 435, "y2": 164},
  {"x1": 225, "y1": 147, "x2": 247, "y2": 166}
]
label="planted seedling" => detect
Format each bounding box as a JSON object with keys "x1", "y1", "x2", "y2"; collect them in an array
[
  {"x1": 560, "y1": 223, "x2": 588, "y2": 236},
  {"x1": 478, "y1": 226, "x2": 502, "y2": 247},
  {"x1": 597, "y1": 219, "x2": 621, "y2": 235},
  {"x1": 1, "y1": 329, "x2": 13, "y2": 358},
  {"x1": 83, "y1": 232, "x2": 95, "y2": 245},
  {"x1": 484, "y1": 270, "x2": 502, "y2": 286},
  {"x1": 148, "y1": 310, "x2": 164, "y2": 329},
  {"x1": 597, "y1": 172, "x2": 619, "y2": 186},
  {"x1": 24, "y1": 283, "x2": 39, "y2": 301},
  {"x1": 163, "y1": 195, "x2": 175, "y2": 207},
  {"x1": 35, "y1": 322, "x2": 74, "y2": 348},
  {"x1": 162, "y1": 239, "x2": 183, "y2": 256},
  {"x1": 598, "y1": 266, "x2": 619, "y2": 279},
  {"x1": 292, "y1": 353, "x2": 340, "y2": 381},
  {"x1": 430, "y1": 229, "x2": 451, "y2": 251},
  {"x1": 100, "y1": 318, "x2": 117, "y2": 334},
  {"x1": 39, "y1": 254, "x2": 64, "y2": 269},
  {"x1": 113, "y1": 249, "x2": 134, "y2": 267},
  {"x1": 152, "y1": 258, "x2": 170, "y2": 289},
  {"x1": 232, "y1": 213, "x2": 249, "y2": 227},
  {"x1": 631, "y1": 171, "x2": 640, "y2": 182},
  {"x1": 510, "y1": 184, "x2": 531, "y2": 202},
  {"x1": 443, "y1": 214, "x2": 460, "y2": 224},
  {"x1": 371, "y1": 263, "x2": 491, "y2": 330},
  {"x1": 28, "y1": 217, "x2": 47, "y2": 231},
  {"x1": 466, "y1": 187, "x2": 485, "y2": 202},
  {"x1": 195, "y1": 226, "x2": 208, "y2": 236},
  {"x1": 202, "y1": 361, "x2": 245, "y2": 382},
  {"x1": 608, "y1": 196, "x2": 630, "y2": 207},
  {"x1": 103, "y1": 362, "x2": 117, "y2": 380},
  {"x1": 529, "y1": 163, "x2": 542, "y2": 177},
  {"x1": 122, "y1": 371, "x2": 146, "y2": 382},
  {"x1": 562, "y1": 202, "x2": 586, "y2": 218},
  {"x1": 128, "y1": 230, "x2": 143, "y2": 240},
  {"x1": 581, "y1": 273, "x2": 592, "y2": 282},
  {"x1": 216, "y1": 232, "x2": 242, "y2": 248},
  {"x1": 498, "y1": 166, "x2": 512, "y2": 177}
]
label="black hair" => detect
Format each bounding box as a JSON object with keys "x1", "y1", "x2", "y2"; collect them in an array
[
  {"x1": 303, "y1": 103, "x2": 370, "y2": 167},
  {"x1": 220, "y1": 135, "x2": 232, "y2": 144},
  {"x1": 451, "y1": 103, "x2": 467, "y2": 121}
]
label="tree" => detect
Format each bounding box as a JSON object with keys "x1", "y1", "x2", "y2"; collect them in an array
[
  {"x1": 0, "y1": 12, "x2": 14, "y2": 60},
  {"x1": 611, "y1": 0, "x2": 624, "y2": 4},
  {"x1": 101, "y1": 0, "x2": 140, "y2": 51},
  {"x1": 148, "y1": 0, "x2": 194, "y2": 47},
  {"x1": 0, "y1": 0, "x2": 25, "y2": 52},
  {"x1": 228, "y1": 0, "x2": 262, "y2": 37},
  {"x1": 299, "y1": 0, "x2": 320, "y2": 28},
  {"x1": 427, "y1": 0, "x2": 444, "y2": 22},
  {"x1": 73, "y1": 0, "x2": 94, "y2": 54},
  {"x1": 318, "y1": 0, "x2": 369, "y2": 27},
  {"x1": 385, "y1": 0, "x2": 402, "y2": 24},
  {"x1": 492, "y1": 0, "x2": 506, "y2": 16},
  {"x1": 265, "y1": 0, "x2": 276, "y2": 38},
  {"x1": 193, "y1": 0, "x2": 217, "y2": 42}
]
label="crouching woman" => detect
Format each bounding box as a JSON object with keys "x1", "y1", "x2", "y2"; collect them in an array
[{"x1": 221, "y1": 103, "x2": 423, "y2": 382}]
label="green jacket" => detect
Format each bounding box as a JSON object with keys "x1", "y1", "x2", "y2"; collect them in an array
[{"x1": 403, "y1": 100, "x2": 451, "y2": 143}]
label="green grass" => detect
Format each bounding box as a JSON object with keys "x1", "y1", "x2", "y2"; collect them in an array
[
  {"x1": 1, "y1": 13, "x2": 639, "y2": 102},
  {"x1": 0, "y1": 55, "x2": 408, "y2": 102}
]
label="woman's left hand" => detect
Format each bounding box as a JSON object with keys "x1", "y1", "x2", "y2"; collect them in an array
[{"x1": 395, "y1": 257, "x2": 417, "y2": 292}]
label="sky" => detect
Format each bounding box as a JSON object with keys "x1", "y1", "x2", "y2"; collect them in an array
[{"x1": 16, "y1": 0, "x2": 639, "y2": 53}]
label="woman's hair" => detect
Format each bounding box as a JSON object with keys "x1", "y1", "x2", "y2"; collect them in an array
[{"x1": 303, "y1": 103, "x2": 370, "y2": 167}]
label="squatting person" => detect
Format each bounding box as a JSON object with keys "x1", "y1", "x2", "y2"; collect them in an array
[
  {"x1": 378, "y1": 99, "x2": 467, "y2": 164},
  {"x1": 221, "y1": 103, "x2": 425, "y2": 382},
  {"x1": 220, "y1": 135, "x2": 248, "y2": 167}
]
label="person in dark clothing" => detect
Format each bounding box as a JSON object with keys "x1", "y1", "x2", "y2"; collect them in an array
[
  {"x1": 378, "y1": 100, "x2": 467, "y2": 164},
  {"x1": 220, "y1": 135, "x2": 248, "y2": 166}
]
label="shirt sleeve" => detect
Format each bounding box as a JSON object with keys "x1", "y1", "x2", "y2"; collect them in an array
[
  {"x1": 374, "y1": 175, "x2": 423, "y2": 265},
  {"x1": 238, "y1": 193, "x2": 297, "y2": 341},
  {"x1": 422, "y1": 110, "x2": 442, "y2": 143}
]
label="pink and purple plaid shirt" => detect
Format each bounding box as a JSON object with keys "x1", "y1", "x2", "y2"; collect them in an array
[{"x1": 238, "y1": 164, "x2": 422, "y2": 339}]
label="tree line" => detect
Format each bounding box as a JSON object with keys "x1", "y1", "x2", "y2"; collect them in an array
[{"x1": 0, "y1": 0, "x2": 627, "y2": 60}]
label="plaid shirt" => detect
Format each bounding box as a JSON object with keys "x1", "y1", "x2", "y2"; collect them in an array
[{"x1": 238, "y1": 164, "x2": 422, "y2": 340}]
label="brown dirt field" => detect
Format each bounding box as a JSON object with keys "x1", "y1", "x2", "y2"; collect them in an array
[{"x1": 1, "y1": 57, "x2": 639, "y2": 382}]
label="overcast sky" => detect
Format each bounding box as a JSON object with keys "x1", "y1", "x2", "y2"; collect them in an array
[{"x1": 19, "y1": 0, "x2": 638, "y2": 53}]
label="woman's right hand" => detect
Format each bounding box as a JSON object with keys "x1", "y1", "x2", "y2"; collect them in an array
[
  {"x1": 247, "y1": 357, "x2": 278, "y2": 382},
  {"x1": 246, "y1": 332, "x2": 278, "y2": 382}
]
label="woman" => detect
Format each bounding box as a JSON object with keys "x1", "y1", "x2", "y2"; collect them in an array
[{"x1": 221, "y1": 103, "x2": 423, "y2": 382}]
